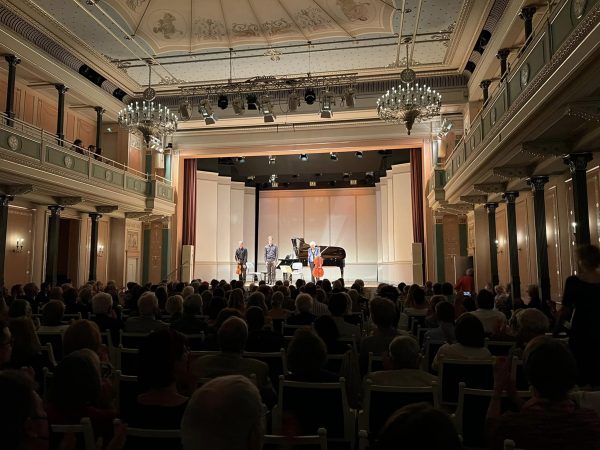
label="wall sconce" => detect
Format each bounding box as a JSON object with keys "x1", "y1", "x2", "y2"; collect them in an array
[
  {"x1": 571, "y1": 221, "x2": 577, "y2": 234},
  {"x1": 496, "y1": 239, "x2": 504, "y2": 255},
  {"x1": 97, "y1": 244, "x2": 105, "y2": 257},
  {"x1": 13, "y1": 238, "x2": 24, "y2": 253}
]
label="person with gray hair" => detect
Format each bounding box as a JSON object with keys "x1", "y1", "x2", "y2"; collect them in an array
[
  {"x1": 181, "y1": 375, "x2": 264, "y2": 450},
  {"x1": 181, "y1": 285, "x2": 195, "y2": 300},
  {"x1": 124, "y1": 292, "x2": 168, "y2": 333},
  {"x1": 286, "y1": 293, "x2": 317, "y2": 325},
  {"x1": 509, "y1": 308, "x2": 550, "y2": 359},
  {"x1": 165, "y1": 295, "x2": 184, "y2": 321},
  {"x1": 190, "y1": 317, "x2": 274, "y2": 406},
  {"x1": 365, "y1": 335, "x2": 438, "y2": 387},
  {"x1": 171, "y1": 294, "x2": 207, "y2": 334},
  {"x1": 90, "y1": 292, "x2": 122, "y2": 343}
]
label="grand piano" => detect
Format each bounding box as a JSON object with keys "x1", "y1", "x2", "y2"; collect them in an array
[{"x1": 277, "y1": 237, "x2": 346, "y2": 279}]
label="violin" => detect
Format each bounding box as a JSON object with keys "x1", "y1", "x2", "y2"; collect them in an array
[{"x1": 312, "y1": 246, "x2": 326, "y2": 279}]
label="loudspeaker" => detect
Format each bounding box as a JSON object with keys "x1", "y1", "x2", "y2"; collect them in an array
[
  {"x1": 181, "y1": 245, "x2": 194, "y2": 283},
  {"x1": 412, "y1": 242, "x2": 424, "y2": 285}
]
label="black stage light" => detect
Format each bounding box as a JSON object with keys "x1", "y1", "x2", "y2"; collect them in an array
[
  {"x1": 247, "y1": 94, "x2": 258, "y2": 110},
  {"x1": 217, "y1": 94, "x2": 228, "y2": 109},
  {"x1": 238, "y1": 156, "x2": 245, "y2": 163},
  {"x1": 355, "y1": 151, "x2": 363, "y2": 158},
  {"x1": 299, "y1": 154, "x2": 308, "y2": 161},
  {"x1": 304, "y1": 88, "x2": 316, "y2": 105},
  {"x1": 329, "y1": 152, "x2": 338, "y2": 161}
]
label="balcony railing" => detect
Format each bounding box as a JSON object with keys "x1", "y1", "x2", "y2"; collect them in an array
[{"x1": 0, "y1": 112, "x2": 174, "y2": 202}]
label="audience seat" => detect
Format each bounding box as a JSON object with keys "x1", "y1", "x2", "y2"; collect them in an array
[
  {"x1": 264, "y1": 427, "x2": 328, "y2": 450},
  {"x1": 37, "y1": 330, "x2": 65, "y2": 361},
  {"x1": 115, "y1": 346, "x2": 139, "y2": 376},
  {"x1": 283, "y1": 324, "x2": 308, "y2": 337},
  {"x1": 421, "y1": 338, "x2": 445, "y2": 373},
  {"x1": 438, "y1": 358, "x2": 495, "y2": 406},
  {"x1": 511, "y1": 357, "x2": 528, "y2": 392},
  {"x1": 408, "y1": 316, "x2": 427, "y2": 336},
  {"x1": 244, "y1": 349, "x2": 288, "y2": 388},
  {"x1": 359, "y1": 380, "x2": 440, "y2": 442},
  {"x1": 485, "y1": 340, "x2": 516, "y2": 356},
  {"x1": 119, "y1": 331, "x2": 149, "y2": 348},
  {"x1": 114, "y1": 372, "x2": 140, "y2": 419},
  {"x1": 453, "y1": 383, "x2": 530, "y2": 448},
  {"x1": 324, "y1": 353, "x2": 347, "y2": 375},
  {"x1": 503, "y1": 439, "x2": 527, "y2": 450},
  {"x1": 272, "y1": 376, "x2": 355, "y2": 448},
  {"x1": 50, "y1": 417, "x2": 95, "y2": 450},
  {"x1": 40, "y1": 343, "x2": 57, "y2": 368},
  {"x1": 114, "y1": 419, "x2": 181, "y2": 450},
  {"x1": 184, "y1": 333, "x2": 205, "y2": 351},
  {"x1": 366, "y1": 352, "x2": 385, "y2": 373},
  {"x1": 416, "y1": 325, "x2": 429, "y2": 347}
]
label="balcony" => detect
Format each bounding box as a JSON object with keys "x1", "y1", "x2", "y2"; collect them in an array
[{"x1": 0, "y1": 112, "x2": 174, "y2": 214}]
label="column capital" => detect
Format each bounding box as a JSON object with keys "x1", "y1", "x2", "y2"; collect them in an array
[
  {"x1": 0, "y1": 195, "x2": 14, "y2": 206},
  {"x1": 55, "y1": 84, "x2": 69, "y2": 94},
  {"x1": 563, "y1": 152, "x2": 593, "y2": 173},
  {"x1": 48, "y1": 205, "x2": 64, "y2": 215},
  {"x1": 89, "y1": 212, "x2": 103, "y2": 221},
  {"x1": 94, "y1": 106, "x2": 105, "y2": 115},
  {"x1": 519, "y1": 5, "x2": 536, "y2": 21},
  {"x1": 5, "y1": 55, "x2": 21, "y2": 66},
  {"x1": 496, "y1": 48, "x2": 511, "y2": 60},
  {"x1": 484, "y1": 202, "x2": 498, "y2": 213},
  {"x1": 479, "y1": 79, "x2": 491, "y2": 89},
  {"x1": 502, "y1": 191, "x2": 520, "y2": 203},
  {"x1": 526, "y1": 176, "x2": 550, "y2": 191}
]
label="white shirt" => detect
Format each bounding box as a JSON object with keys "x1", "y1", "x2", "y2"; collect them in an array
[
  {"x1": 432, "y1": 343, "x2": 492, "y2": 371},
  {"x1": 471, "y1": 308, "x2": 507, "y2": 334}
]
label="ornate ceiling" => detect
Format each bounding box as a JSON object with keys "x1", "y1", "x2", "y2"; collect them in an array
[{"x1": 16, "y1": 0, "x2": 477, "y2": 89}]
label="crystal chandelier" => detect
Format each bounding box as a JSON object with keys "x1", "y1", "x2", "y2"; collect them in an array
[
  {"x1": 376, "y1": 40, "x2": 441, "y2": 135},
  {"x1": 118, "y1": 62, "x2": 178, "y2": 141}
]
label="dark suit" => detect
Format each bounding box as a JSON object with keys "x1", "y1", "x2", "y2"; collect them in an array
[{"x1": 235, "y1": 247, "x2": 248, "y2": 282}]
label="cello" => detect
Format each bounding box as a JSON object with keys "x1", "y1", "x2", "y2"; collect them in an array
[{"x1": 311, "y1": 246, "x2": 327, "y2": 280}]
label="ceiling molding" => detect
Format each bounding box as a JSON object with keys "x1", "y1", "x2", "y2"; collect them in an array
[
  {"x1": 566, "y1": 98, "x2": 600, "y2": 122},
  {"x1": 53, "y1": 196, "x2": 83, "y2": 206},
  {"x1": 520, "y1": 141, "x2": 570, "y2": 157},
  {"x1": 460, "y1": 194, "x2": 488, "y2": 204},
  {"x1": 492, "y1": 165, "x2": 534, "y2": 180},
  {"x1": 96, "y1": 205, "x2": 119, "y2": 214},
  {"x1": 473, "y1": 182, "x2": 507, "y2": 193},
  {"x1": 0, "y1": 183, "x2": 34, "y2": 195}
]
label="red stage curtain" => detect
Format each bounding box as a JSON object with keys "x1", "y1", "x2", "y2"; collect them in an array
[
  {"x1": 182, "y1": 159, "x2": 197, "y2": 246},
  {"x1": 410, "y1": 148, "x2": 425, "y2": 267}
]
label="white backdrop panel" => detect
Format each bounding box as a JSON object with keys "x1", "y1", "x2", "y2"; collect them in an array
[
  {"x1": 243, "y1": 188, "x2": 256, "y2": 264},
  {"x1": 356, "y1": 194, "x2": 378, "y2": 263},
  {"x1": 195, "y1": 177, "x2": 218, "y2": 262},
  {"x1": 258, "y1": 197, "x2": 279, "y2": 264},
  {"x1": 304, "y1": 196, "x2": 330, "y2": 245},
  {"x1": 330, "y1": 196, "x2": 357, "y2": 263},
  {"x1": 230, "y1": 183, "x2": 245, "y2": 262},
  {"x1": 278, "y1": 197, "x2": 304, "y2": 256}
]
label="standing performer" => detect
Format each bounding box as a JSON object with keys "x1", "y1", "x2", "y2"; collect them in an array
[
  {"x1": 235, "y1": 241, "x2": 248, "y2": 282},
  {"x1": 264, "y1": 236, "x2": 278, "y2": 284},
  {"x1": 307, "y1": 241, "x2": 321, "y2": 283}
]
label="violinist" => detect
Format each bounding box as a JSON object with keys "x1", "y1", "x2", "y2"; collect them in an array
[
  {"x1": 235, "y1": 241, "x2": 248, "y2": 282},
  {"x1": 308, "y1": 241, "x2": 321, "y2": 283}
]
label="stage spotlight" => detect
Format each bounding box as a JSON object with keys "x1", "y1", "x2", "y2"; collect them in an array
[
  {"x1": 309, "y1": 181, "x2": 317, "y2": 187},
  {"x1": 344, "y1": 89, "x2": 356, "y2": 108},
  {"x1": 343, "y1": 173, "x2": 350, "y2": 180},
  {"x1": 365, "y1": 171, "x2": 374, "y2": 183},
  {"x1": 438, "y1": 118, "x2": 453, "y2": 138},
  {"x1": 329, "y1": 152, "x2": 338, "y2": 161},
  {"x1": 288, "y1": 93, "x2": 301, "y2": 112},
  {"x1": 178, "y1": 101, "x2": 192, "y2": 121},
  {"x1": 199, "y1": 99, "x2": 216, "y2": 125},
  {"x1": 260, "y1": 96, "x2": 275, "y2": 123},
  {"x1": 217, "y1": 94, "x2": 228, "y2": 110},
  {"x1": 299, "y1": 154, "x2": 308, "y2": 161},
  {"x1": 268, "y1": 155, "x2": 276, "y2": 165},
  {"x1": 304, "y1": 88, "x2": 316, "y2": 105},
  {"x1": 247, "y1": 94, "x2": 258, "y2": 110},
  {"x1": 350, "y1": 179, "x2": 358, "y2": 185},
  {"x1": 271, "y1": 182, "x2": 279, "y2": 188},
  {"x1": 232, "y1": 98, "x2": 245, "y2": 115},
  {"x1": 320, "y1": 91, "x2": 335, "y2": 118},
  {"x1": 355, "y1": 151, "x2": 363, "y2": 158},
  {"x1": 237, "y1": 156, "x2": 245, "y2": 163}
]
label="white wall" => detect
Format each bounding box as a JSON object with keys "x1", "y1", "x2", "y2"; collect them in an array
[{"x1": 258, "y1": 188, "x2": 378, "y2": 281}]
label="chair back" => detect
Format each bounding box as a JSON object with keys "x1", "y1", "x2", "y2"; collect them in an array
[
  {"x1": 50, "y1": 417, "x2": 95, "y2": 450},
  {"x1": 37, "y1": 331, "x2": 64, "y2": 361},
  {"x1": 114, "y1": 372, "x2": 140, "y2": 419},
  {"x1": 486, "y1": 340, "x2": 516, "y2": 356},
  {"x1": 116, "y1": 345, "x2": 139, "y2": 376},
  {"x1": 338, "y1": 336, "x2": 358, "y2": 353},
  {"x1": 512, "y1": 358, "x2": 529, "y2": 391},
  {"x1": 272, "y1": 376, "x2": 354, "y2": 442},
  {"x1": 360, "y1": 381, "x2": 439, "y2": 438},
  {"x1": 438, "y1": 358, "x2": 495, "y2": 405},
  {"x1": 366, "y1": 352, "x2": 385, "y2": 373},
  {"x1": 244, "y1": 349, "x2": 288, "y2": 387},
  {"x1": 119, "y1": 331, "x2": 149, "y2": 348},
  {"x1": 184, "y1": 333, "x2": 205, "y2": 350},
  {"x1": 324, "y1": 354, "x2": 346, "y2": 375},
  {"x1": 456, "y1": 383, "x2": 530, "y2": 448},
  {"x1": 417, "y1": 326, "x2": 429, "y2": 347},
  {"x1": 283, "y1": 324, "x2": 307, "y2": 337},
  {"x1": 422, "y1": 338, "x2": 445, "y2": 373},
  {"x1": 247, "y1": 262, "x2": 255, "y2": 272},
  {"x1": 116, "y1": 418, "x2": 182, "y2": 450},
  {"x1": 40, "y1": 343, "x2": 57, "y2": 368},
  {"x1": 264, "y1": 428, "x2": 328, "y2": 450},
  {"x1": 409, "y1": 316, "x2": 427, "y2": 335}
]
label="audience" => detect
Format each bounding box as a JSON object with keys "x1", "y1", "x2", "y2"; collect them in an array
[
  {"x1": 0, "y1": 321, "x2": 12, "y2": 368},
  {"x1": 125, "y1": 292, "x2": 168, "y2": 333},
  {"x1": 286, "y1": 293, "x2": 317, "y2": 325},
  {"x1": 181, "y1": 375, "x2": 263, "y2": 450},
  {"x1": 328, "y1": 292, "x2": 361, "y2": 338},
  {"x1": 171, "y1": 294, "x2": 207, "y2": 334},
  {"x1": 314, "y1": 315, "x2": 351, "y2": 354},
  {"x1": 471, "y1": 288, "x2": 507, "y2": 335},
  {"x1": 509, "y1": 308, "x2": 550, "y2": 358},
  {"x1": 165, "y1": 294, "x2": 184, "y2": 322},
  {"x1": 366, "y1": 336, "x2": 438, "y2": 387},
  {"x1": 287, "y1": 328, "x2": 338, "y2": 382},
  {"x1": 8, "y1": 318, "x2": 45, "y2": 376},
  {"x1": 91, "y1": 292, "x2": 122, "y2": 344},
  {"x1": 424, "y1": 301, "x2": 456, "y2": 343},
  {"x1": 245, "y1": 306, "x2": 283, "y2": 352},
  {"x1": 432, "y1": 313, "x2": 492, "y2": 371},
  {"x1": 404, "y1": 287, "x2": 428, "y2": 316},
  {"x1": 62, "y1": 319, "x2": 103, "y2": 358},
  {"x1": 37, "y1": 300, "x2": 68, "y2": 332}
]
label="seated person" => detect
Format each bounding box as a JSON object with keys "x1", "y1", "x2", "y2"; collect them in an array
[
  {"x1": 508, "y1": 308, "x2": 549, "y2": 359},
  {"x1": 0, "y1": 321, "x2": 12, "y2": 368},
  {"x1": 366, "y1": 336, "x2": 438, "y2": 387},
  {"x1": 8, "y1": 318, "x2": 50, "y2": 381},
  {"x1": 424, "y1": 301, "x2": 456, "y2": 343},
  {"x1": 286, "y1": 294, "x2": 317, "y2": 326},
  {"x1": 286, "y1": 328, "x2": 339, "y2": 382},
  {"x1": 8, "y1": 299, "x2": 32, "y2": 320},
  {"x1": 190, "y1": 316, "x2": 275, "y2": 406},
  {"x1": 372, "y1": 403, "x2": 462, "y2": 450},
  {"x1": 90, "y1": 292, "x2": 122, "y2": 345},
  {"x1": 267, "y1": 291, "x2": 290, "y2": 321},
  {"x1": 432, "y1": 313, "x2": 492, "y2": 371},
  {"x1": 404, "y1": 287, "x2": 429, "y2": 316},
  {"x1": 165, "y1": 295, "x2": 184, "y2": 322},
  {"x1": 314, "y1": 315, "x2": 351, "y2": 354},
  {"x1": 424, "y1": 294, "x2": 447, "y2": 327},
  {"x1": 37, "y1": 300, "x2": 69, "y2": 332},
  {"x1": 171, "y1": 294, "x2": 207, "y2": 334},
  {"x1": 328, "y1": 293, "x2": 361, "y2": 338},
  {"x1": 471, "y1": 289, "x2": 507, "y2": 335},
  {"x1": 488, "y1": 337, "x2": 600, "y2": 450},
  {"x1": 124, "y1": 292, "x2": 168, "y2": 333},
  {"x1": 245, "y1": 306, "x2": 283, "y2": 353},
  {"x1": 125, "y1": 328, "x2": 189, "y2": 427}
]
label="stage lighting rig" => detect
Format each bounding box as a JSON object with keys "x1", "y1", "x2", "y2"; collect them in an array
[
  {"x1": 260, "y1": 96, "x2": 275, "y2": 123},
  {"x1": 320, "y1": 91, "x2": 335, "y2": 118},
  {"x1": 299, "y1": 154, "x2": 308, "y2": 161},
  {"x1": 178, "y1": 101, "x2": 192, "y2": 121},
  {"x1": 199, "y1": 99, "x2": 216, "y2": 125},
  {"x1": 330, "y1": 152, "x2": 338, "y2": 161},
  {"x1": 304, "y1": 88, "x2": 316, "y2": 105},
  {"x1": 247, "y1": 94, "x2": 259, "y2": 110},
  {"x1": 355, "y1": 151, "x2": 363, "y2": 158},
  {"x1": 288, "y1": 93, "x2": 301, "y2": 112},
  {"x1": 232, "y1": 98, "x2": 245, "y2": 115},
  {"x1": 217, "y1": 94, "x2": 229, "y2": 109}
]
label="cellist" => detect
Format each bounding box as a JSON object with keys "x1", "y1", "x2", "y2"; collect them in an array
[{"x1": 308, "y1": 240, "x2": 321, "y2": 283}]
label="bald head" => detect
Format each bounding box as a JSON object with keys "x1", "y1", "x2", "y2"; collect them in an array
[
  {"x1": 182, "y1": 375, "x2": 263, "y2": 450},
  {"x1": 218, "y1": 316, "x2": 248, "y2": 353}
]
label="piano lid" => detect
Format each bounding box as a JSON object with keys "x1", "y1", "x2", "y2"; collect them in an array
[{"x1": 291, "y1": 237, "x2": 346, "y2": 261}]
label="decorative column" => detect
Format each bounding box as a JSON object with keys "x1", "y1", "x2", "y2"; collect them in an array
[
  {"x1": 519, "y1": 6, "x2": 537, "y2": 41},
  {"x1": 161, "y1": 218, "x2": 171, "y2": 281},
  {"x1": 497, "y1": 49, "x2": 510, "y2": 78},
  {"x1": 502, "y1": 192, "x2": 521, "y2": 301},
  {"x1": 145, "y1": 150, "x2": 153, "y2": 177},
  {"x1": 434, "y1": 215, "x2": 445, "y2": 282},
  {"x1": 4, "y1": 55, "x2": 21, "y2": 126},
  {"x1": 94, "y1": 107, "x2": 105, "y2": 151},
  {"x1": 480, "y1": 79, "x2": 491, "y2": 104},
  {"x1": 45, "y1": 205, "x2": 64, "y2": 286},
  {"x1": 485, "y1": 203, "x2": 500, "y2": 287},
  {"x1": 55, "y1": 84, "x2": 68, "y2": 145},
  {"x1": 526, "y1": 176, "x2": 551, "y2": 302},
  {"x1": 564, "y1": 153, "x2": 593, "y2": 247},
  {"x1": 142, "y1": 222, "x2": 151, "y2": 284},
  {"x1": 88, "y1": 213, "x2": 102, "y2": 281},
  {"x1": 164, "y1": 145, "x2": 172, "y2": 182},
  {"x1": 0, "y1": 195, "x2": 14, "y2": 288}
]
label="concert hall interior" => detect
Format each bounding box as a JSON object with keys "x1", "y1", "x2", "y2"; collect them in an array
[{"x1": 2, "y1": 0, "x2": 600, "y2": 449}]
